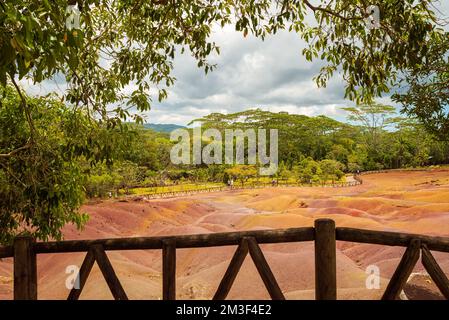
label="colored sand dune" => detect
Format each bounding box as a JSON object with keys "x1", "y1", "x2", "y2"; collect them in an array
[{"x1": 1, "y1": 170, "x2": 449, "y2": 299}]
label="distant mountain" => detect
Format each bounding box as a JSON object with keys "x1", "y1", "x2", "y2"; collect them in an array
[{"x1": 143, "y1": 123, "x2": 185, "y2": 133}]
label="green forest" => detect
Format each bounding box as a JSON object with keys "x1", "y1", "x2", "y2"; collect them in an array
[
  {"x1": 85, "y1": 105, "x2": 449, "y2": 198},
  {"x1": 2, "y1": 83, "x2": 448, "y2": 211},
  {"x1": 2, "y1": 85, "x2": 449, "y2": 243},
  {"x1": 1, "y1": 0, "x2": 449, "y2": 244}
]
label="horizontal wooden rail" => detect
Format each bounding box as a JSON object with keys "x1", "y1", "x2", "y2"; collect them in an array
[
  {"x1": 31, "y1": 227, "x2": 315, "y2": 255},
  {"x1": 0, "y1": 246, "x2": 13, "y2": 259},
  {"x1": 3, "y1": 226, "x2": 449, "y2": 258},
  {"x1": 0, "y1": 228, "x2": 312, "y2": 259},
  {"x1": 336, "y1": 227, "x2": 449, "y2": 253}
]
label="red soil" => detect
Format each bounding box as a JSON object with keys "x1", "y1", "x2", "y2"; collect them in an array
[{"x1": 1, "y1": 169, "x2": 449, "y2": 300}]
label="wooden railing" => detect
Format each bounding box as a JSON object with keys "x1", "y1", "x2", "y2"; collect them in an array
[
  {"x1": 1, "y1": 219, "x2": 449, "y2": 300},
  {"x1": 138, "y1": 179, "x2": 362, "y2": 200},
  {"x1": 128, "y1": 168, "x2": 441, "y2": 200}
]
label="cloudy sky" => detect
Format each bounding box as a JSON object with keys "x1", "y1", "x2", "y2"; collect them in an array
[
  {"x1": 145, "y1": 2, "x2": 449, "y2": 125},
  {"x1": 149, "y1": 26, "x2": 349, "y2": 125},
  {"x1": 22, "y1": 2, "x2": 449, "y2": 126}
]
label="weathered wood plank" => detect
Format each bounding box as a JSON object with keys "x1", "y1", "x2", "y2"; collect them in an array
[
  {"x1": 0, "y1": 245, "x2": 14, "y2": 259},
  {"x1": 314, "y1": 219, "x2": 336, "y2": 300},
  {"x1": 33, "y1": 227, "x2": 315, "y2": 253},
  {"x1": 28, "y1": 225, "x2": 449, "y2": 256},
  {"x1": 162, "y1": 239, "x2": 176, "y2": 300},
  {"x1": 382, "y1": 239, "x2": 421, "y2": 300},
  {"x1": 421, "y1": 244, "x2": 449, "y2": 299},
  {"x1": 336, "y1": 227, "x2": 449, "y2": 253},
  {"x1": 67, "y1": 249, "x2": 96, "y2": 300},
  {"x1": 13, "y1": 237, "x2": 37, "y2": 300},
  {"x1": 91, "y1": 244, "x2": 128, "y2": 300},
  {"x1": 213, "y1": 239, "x2": 249, "y2": 300},
  {"x1": 246, "y1": 237, "x2": 285, "y2": 300}
]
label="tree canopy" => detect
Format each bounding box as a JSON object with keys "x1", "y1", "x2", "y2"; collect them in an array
[
  {"x1": 1, "y1": 1, "x2": 449, "y2": 243},
  {"x1": 392, "y1": 37, "x2": 449, "y2": 140},
  {"x1": 0, "y1": 86, "x2": 89, "y2": 243},
  {"x1": 1, "y1": 1, "x2": 445, "y2": 121},
  {"x1": 0, "y1": 85, "x2": 145, "y2": 242}
]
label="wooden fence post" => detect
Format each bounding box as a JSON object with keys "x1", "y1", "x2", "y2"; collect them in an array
[
  {"x1": 162, "y1": 239, "x2": 176, "y2": 300},
  {"x1": 14, "y1": 236, "x2": 37, "y2": 300},
  {"x1": 314, "y1": 219, "x2": 337, "y2": 300}
]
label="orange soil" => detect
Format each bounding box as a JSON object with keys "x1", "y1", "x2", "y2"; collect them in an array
[{"x1": 1, "y1": 169, "x2": 449, "y2": 300}]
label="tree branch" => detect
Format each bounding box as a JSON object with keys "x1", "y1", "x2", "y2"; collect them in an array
[
  {"x1": 0, "y1": 142, "x2": 31, "y2": 159},
  {"x1": 302, "y1": 0, "x2": 360, "y2": 21},
  {"x1": 9, "y1": 75, "x2": 36, "y2": 139}
]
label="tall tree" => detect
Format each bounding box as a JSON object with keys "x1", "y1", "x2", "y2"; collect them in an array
[
  {"x1": 342, "y1": 103, "x2": 397, "y2": 154},
  {"x1": 0, "y1": 86, "x2": 91, "y2": 243},
  {"x1": 392, "y1": 36, "x2": 449, "y2": 140}
]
